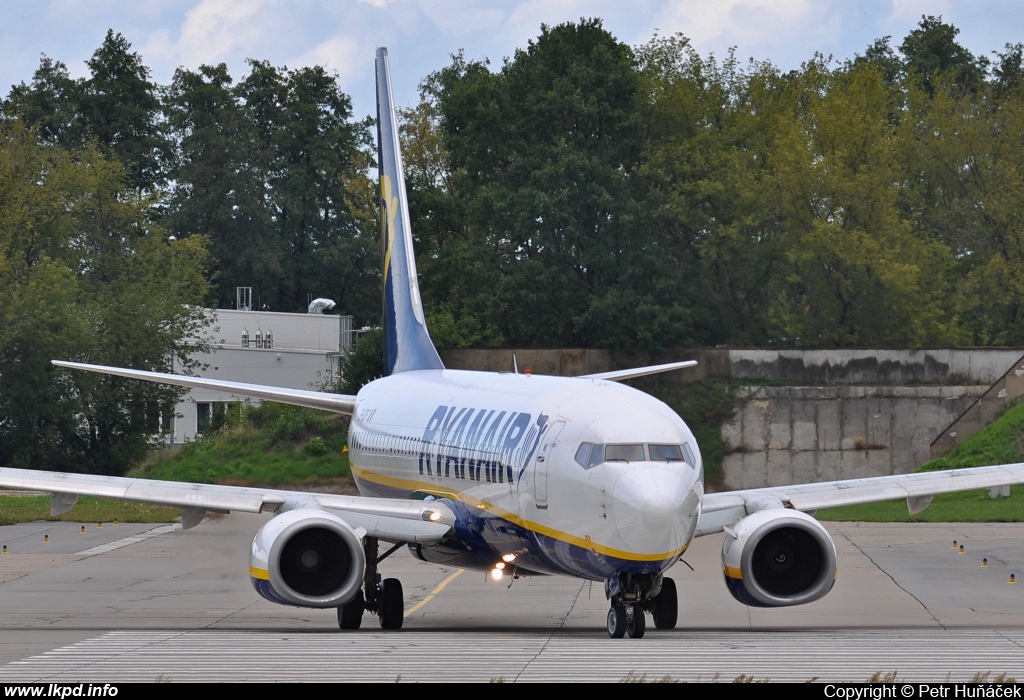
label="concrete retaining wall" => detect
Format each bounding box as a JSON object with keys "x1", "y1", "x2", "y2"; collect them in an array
[
  {"x1": 721, "y1": 385, "x2": 988, "y2": 489},
  {"x1": 726, "y1": 349, "x2": 1024, "y2": 385},
  {"x1": 931, "y1": 354, "x2": 1024, "y2": 459}
]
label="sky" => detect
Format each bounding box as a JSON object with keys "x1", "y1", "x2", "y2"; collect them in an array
[{"x1": 2, "y1": 0, "x2": 1024, "y2": 120}]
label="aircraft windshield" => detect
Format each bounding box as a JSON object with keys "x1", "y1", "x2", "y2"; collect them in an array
[
  {"x1": 604, "y1": 444, "x2": 645, "y2": 462},
  {"x1": 648, "y1": 444, "x2": 684, "y2": 461}
]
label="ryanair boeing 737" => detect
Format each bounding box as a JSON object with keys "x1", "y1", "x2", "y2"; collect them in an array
[{"x1": 4, "y1": 49, "x2": 1024, "y2": 638}]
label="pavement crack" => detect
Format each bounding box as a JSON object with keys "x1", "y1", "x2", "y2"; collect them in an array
[
  {"x1": 513, "y1": 578, "x2": 584, "y2": 683},
  {"x1": 840, "y1": 532, "x2": 946, "y2": 630}
]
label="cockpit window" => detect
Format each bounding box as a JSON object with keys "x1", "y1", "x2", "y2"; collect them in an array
[
  {"x1": 604, "y1": 444, "x2": 645, "y2": 462},
  {"x1": 587, "y1": 444, "x2": 604, "y2": 468},
  {"x1": 682, "y1": 442, "x2": 699, "y2": 469},
  {"x1": 574, "y1": 443, "x2": 593, "y2": 468},
  {"x1": 648, "y1": 444, "x2": 684, "y2": 461}
]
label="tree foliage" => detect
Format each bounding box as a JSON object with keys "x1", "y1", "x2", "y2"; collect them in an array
[
  {"x1": 404, "y1": 16, "x2": 1024, "y2": 349},
  {"x1": 0, "y1": 122, "x2": 210, "y2": 474}
]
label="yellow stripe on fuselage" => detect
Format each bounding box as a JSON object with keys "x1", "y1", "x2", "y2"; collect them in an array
[
  {"x1": 250, "y1": 566, "x2": 270, "y2": 580},
  {"x1": 350, "y1": 464, "x2": 691, "y2": 563},
  {"x1": 724, "y1": 566, "x2": 743, "y2": 580}
]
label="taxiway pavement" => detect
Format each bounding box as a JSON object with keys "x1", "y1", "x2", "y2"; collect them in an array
[{"x1": 1, "y1": 514, "x2": 1023, "y2": 681}]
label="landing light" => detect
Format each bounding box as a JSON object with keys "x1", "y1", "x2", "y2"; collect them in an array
[
  {"x1": 422, "y1": 510, "x2": 442, "y2": 522},
  {"x1": 495, "y1": 562, "x2": 505, "y2": 570},
  {"x1": 490, "y1": 568, "x2": 503, "y2": 581},
  {"x1": 501, "y1": 553, "x2": 516, "y2": 563}
]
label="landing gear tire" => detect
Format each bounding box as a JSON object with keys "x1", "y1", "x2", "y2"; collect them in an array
[
  {"x1": 626, "y1": 603, "x2": 646, "y2": 639},
  {"x1": 337, "y1": 589, "x2": 364, "y2": 630},
  {"x1": 607, "y1": 604, "x2": 627, "y2": 639},
  {"x1": 652, "y1": 577, "x2": 678, "y2": 630},
  {"x1": 378, "y1": 578, "x2": 404, "y2": 630}
]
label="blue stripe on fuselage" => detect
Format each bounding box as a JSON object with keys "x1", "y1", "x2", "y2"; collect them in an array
[{"x1": 351, "y1": 472, "x2": 679, "y2": 580}]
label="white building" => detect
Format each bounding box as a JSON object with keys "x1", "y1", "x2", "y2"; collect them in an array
[{"x1": 166, "y1": 307, "x2": 354, "y2": 443}]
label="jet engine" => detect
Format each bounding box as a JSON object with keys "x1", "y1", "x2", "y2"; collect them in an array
[
  {"x1": 249, "y1": 509, "x2": 365, "y2": 608},
  {"x1": 721, "y1": 509, "x2": 837, "y2": 607}
]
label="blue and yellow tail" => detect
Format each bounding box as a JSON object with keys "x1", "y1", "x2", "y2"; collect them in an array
[{"x1": 376, "y1": 48, "x2": 444, "y2": 376}]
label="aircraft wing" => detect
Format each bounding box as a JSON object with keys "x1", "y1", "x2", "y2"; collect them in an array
[
  {"x1": 580, "y1": 360, "x2": 698, "y2": 382},
  {"x1": 0, "y1": 467, "x2": 453, "y2": 544},
  {"x1": 52, "y1": 361, "x2": 357, "y2": 414},
  {"x1": 696, "y1": 462, "x2": 1024, "y2": 537}
]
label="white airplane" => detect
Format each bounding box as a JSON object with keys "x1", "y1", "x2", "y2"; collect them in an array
[{"x1": 4, "y1": 48, "x2": 1024, "y2": 639}]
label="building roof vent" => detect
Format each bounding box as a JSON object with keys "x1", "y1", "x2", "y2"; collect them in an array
[{"x1": 308, "y1": 298, "x2": 336, "y2": 314}]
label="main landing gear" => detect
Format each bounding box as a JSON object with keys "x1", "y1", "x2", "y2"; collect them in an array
[
  {"x1": 606, "y1": 574, "x2": 678, "y2": 639},
  {"x1": 337, "y1": 536, "x2": 405, "y2": 631}
]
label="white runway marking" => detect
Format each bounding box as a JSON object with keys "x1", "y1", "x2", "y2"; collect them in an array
[
  {"x1": 76, "y1": 524, "x2": 180, "y2": 557},
  {"x1": 2, "y1": 629, "x2": 1024, "y2": 683}
]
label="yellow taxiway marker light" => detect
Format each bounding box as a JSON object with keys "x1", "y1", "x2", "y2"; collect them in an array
[
  {"x1": 982, "y1": 558, "x2": 989, "y2": 568},
  {"x1": 113, "y1": 519, "x2": 119, "y2": 526},
  {"x1": 97, "y1": 522, "x2": 102, "y2": 528},
  {"x1": 2, "y1": 545, "x2": 6, "y2": 554},
  {"x1": 80, "y1": 526, "x2": 85, "y2": 534},
  {"x1": 952, "y1": 540, "x2": 958, "y2": 549},
  {"x1": 43, "y1": 535, "x2": 49, "y2": 543},
  {"x1": 959, "y1": 545, "x2": 965, "y2": 554},
  {"x1": 1010, "y1": 574, "x2": 1018, "y2": 585}
]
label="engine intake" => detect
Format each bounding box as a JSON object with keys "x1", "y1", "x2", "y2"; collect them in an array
[
  {"x1": 721, "y1": 509, "x2": 837, "y2": 607},
  {"x1": 250, "y1": 509, "x2": 365, "y2": 608}
]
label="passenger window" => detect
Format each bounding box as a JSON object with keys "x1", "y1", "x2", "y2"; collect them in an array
[{"x1": 574, "y1": 443, "x2": 593, "y2": 468}]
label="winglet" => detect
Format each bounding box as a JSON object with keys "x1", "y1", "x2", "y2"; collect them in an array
[{"x1": 376, "y1": 47, "x2": 444, "y2": 376}]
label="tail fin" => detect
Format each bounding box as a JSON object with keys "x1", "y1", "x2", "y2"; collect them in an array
[{"x1": 375, "y1": 47, "x2": 444, "y2": 375}]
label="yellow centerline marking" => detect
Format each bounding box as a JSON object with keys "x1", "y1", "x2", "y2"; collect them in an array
[{"x1": 404, "y1": 569, "x2": 464, "y2": 618}]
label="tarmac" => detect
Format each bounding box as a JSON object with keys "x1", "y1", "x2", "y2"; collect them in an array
[{"x1": 1, "y1": 514, "x2": 1024, "y2": 682}]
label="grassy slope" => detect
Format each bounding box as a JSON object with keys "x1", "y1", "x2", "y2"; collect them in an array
[
  {"x1": 0, "y1": 497, "x2": 179, "y2": 526},
  {"x1": 818, "y1": 399, "x2": 1024, "y2": 522},
  {"x1": 131, "y1": 402, "x2": 351, "y2": 488}
]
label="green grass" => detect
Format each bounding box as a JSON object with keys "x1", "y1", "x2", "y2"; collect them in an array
[
  {"x1": 818, "y1": 399, "x2": 1024, "y2": 522},
  {"x1": 0, "y1": 496, "x2": 179, "y2": 525},
  {"x1": 132, "y1": 402, "x2": 351, "y2": 487},
  {"x1": 818, "y1": 489, "x2": 1024, "y2": 522}
]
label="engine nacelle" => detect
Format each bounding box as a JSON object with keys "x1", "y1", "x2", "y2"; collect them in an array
[
  {"x1": 249, "y1": 509, "x2": 365, "y2": 608},
  {"x1": 721, "y1": 509, "x2": 837, "y2": 607}
]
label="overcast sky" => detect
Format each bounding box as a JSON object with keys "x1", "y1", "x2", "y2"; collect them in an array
[{"x1": 3, "y1": 1, "x2": 1024, "y2": 120}]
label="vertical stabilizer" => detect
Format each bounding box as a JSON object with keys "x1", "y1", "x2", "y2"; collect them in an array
[{"x1": 376, "y1": 48, "x2": 444, "y2": 375}]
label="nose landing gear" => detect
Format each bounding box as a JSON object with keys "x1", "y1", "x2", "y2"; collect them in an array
[{"x1": 605, "y1": 573, "x2": 677, "y2": 638}]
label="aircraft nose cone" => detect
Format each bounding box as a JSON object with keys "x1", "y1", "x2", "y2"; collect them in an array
[
  {"x1": 612, "y1": 467, "x2": 690, "y2": 554},
  {"x1": 641, "y1": 492, "x2": 675, "y2": 530}
]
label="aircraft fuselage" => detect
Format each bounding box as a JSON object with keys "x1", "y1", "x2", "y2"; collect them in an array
[{"x1": 346, "y1": 369, "x2": 703, "y2": 582}]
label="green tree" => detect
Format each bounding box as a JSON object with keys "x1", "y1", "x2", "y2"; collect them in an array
[
  {"x1": 336, "y1": 328, "x2": 384, "y2": 394},
  {"x1": 432, "y1": 20, "x2": 664, "y2": 349},
  {"x1": 900, "y1": 16, "x2": 989, "y2": 95},
  {"x1": 80, "y1": 30, "x2": 169, "y2": 190},
  {"x1": 766, "y1": 61, "x2": 958, "y2": 346},
  {"x1": 635, "y1": 35, "x2": 787, "y2": 346},
  {"x1": 0, "y1": 122, "x2": 210, "y2": 474},
  {"x1": 168, "y1": 60, "x2": 378, "y2": 320},
  {"x1": 162, "y1": 63, "x2": 281, "y2": 311},
  {"x1": 2, "y1": 56, "x2": 83, "y2": 148}
]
